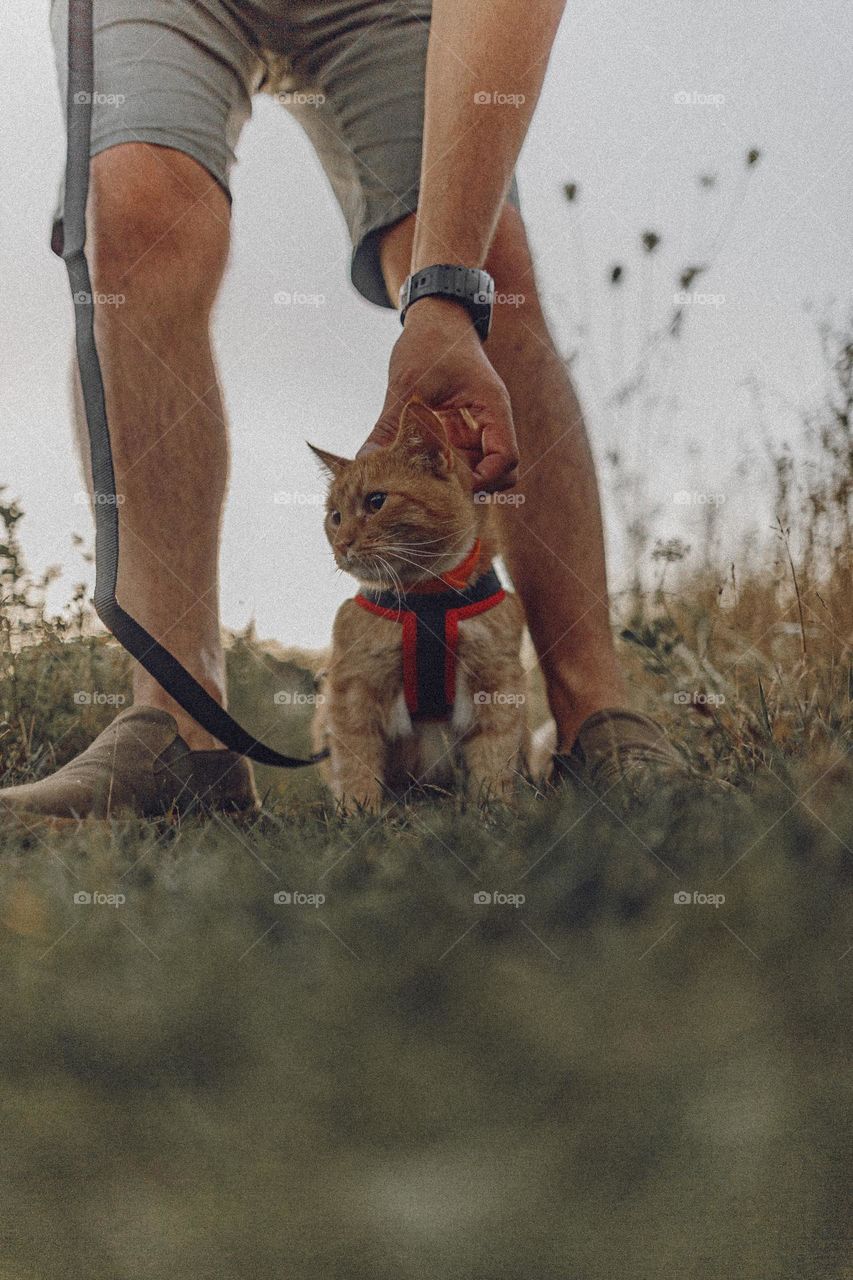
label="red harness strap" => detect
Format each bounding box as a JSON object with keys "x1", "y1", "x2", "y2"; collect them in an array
[{"x1": 354, "y1": 561, "x2": 506, "y2": 721}]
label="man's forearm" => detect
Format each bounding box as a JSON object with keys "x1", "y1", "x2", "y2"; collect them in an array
[
  {"x1": 365, "y1": 0, "x2": 562, "y2": 488},
  {"x1": 411, "y1": 0, "x2": 566, "y2": 273}
]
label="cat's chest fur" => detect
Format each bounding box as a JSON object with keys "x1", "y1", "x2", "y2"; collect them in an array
[
  {"x1": 386, "y1": 654, "x2": 476, "y2": 788},
  {"x1": 385, "y1": 619, "x2": 482, "y2": 742}
]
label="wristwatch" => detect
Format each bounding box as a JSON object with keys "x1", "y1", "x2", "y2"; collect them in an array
[{"x1": 399, "y1": 264, "x2": 495, "y2": 341}]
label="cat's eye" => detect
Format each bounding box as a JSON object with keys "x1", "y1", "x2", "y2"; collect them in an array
[
  {"x1": 329, "y1": 509, "x2": 341, "y2": 526},
  {"x1": 365, "y1": 492, "x2": 387, "y2": 513}
]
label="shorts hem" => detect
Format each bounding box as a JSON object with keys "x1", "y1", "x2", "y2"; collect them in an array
[
  {"x1": 351, "y1": 205, "x2": 419, "y2": 309},
  {"x1": 349, "y1": 177, "x2": 522, "y2": 310}
]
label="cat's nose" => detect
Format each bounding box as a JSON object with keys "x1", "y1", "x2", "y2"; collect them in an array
[{"x1": 335, "y1": 537, "x2": 354, "y2": 560}]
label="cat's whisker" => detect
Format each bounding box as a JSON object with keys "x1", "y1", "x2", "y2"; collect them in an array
[
  {"x1": 385, "y1": 563, "x2": 406, "y2": 610},
  {"x1": 385, "y1": 561, "x2": 451, "y2": 587},
  {"x1": 369, "y1": 529, "x2": 464, "y2": 550},
  {"x1": 377, "y1": 538, "x2": 474, "y2": 583},
  {"x1": 371, "y1": 554, "x2": 405, "y2": 610},
  {"x1": 371, "y1": 532, "x2": 473, "y2": 561},
  {"x1": 372, "y1": 549, "x2": 444, "y2": 570},
  {"x1": 385, "y1": 562, "x2": 406, "y2": 607},
  {"x1": 392, "y1": 526, "x2": 463, "y2": 543}
]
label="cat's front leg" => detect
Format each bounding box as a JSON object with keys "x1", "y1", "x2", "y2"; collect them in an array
[
  {"x1": 327, "y1": 725, "x2": 388, "y2": 815},
  {"x1": 461, "y1": 698, "x2": 526, "y2": 804},
  {"x1": 321, "y1": 601, "x2": 399, "y2": 815}
]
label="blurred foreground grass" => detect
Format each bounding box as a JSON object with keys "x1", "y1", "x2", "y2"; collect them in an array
[{"x1": 0, "y1": 773, "x2": 850, "y2": 1279}]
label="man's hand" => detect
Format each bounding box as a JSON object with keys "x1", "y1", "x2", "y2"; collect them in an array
[{"x1": 359, "y1": 298, "x2": 519, "y2": 491}]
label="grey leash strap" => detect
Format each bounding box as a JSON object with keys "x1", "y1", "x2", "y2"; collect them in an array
[{"x1": 61, "y1": 0, "x2": 327, "y2": 768}]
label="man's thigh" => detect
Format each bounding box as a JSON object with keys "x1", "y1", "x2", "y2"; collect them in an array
[
  {"x1": 270, "y1": 0, "x2": 521, "y2": 309},
  {"x1": 49, "y1": 0, "x2": 265, "y2": 255}
]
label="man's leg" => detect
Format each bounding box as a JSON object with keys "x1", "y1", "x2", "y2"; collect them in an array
[
  {"x1": 0, "y1": 140, "x2": 262, "y2": 818},
  {"x1": 378, "y1": 205, "x2": 627, "y2": 752},
  {"x1": 82, "y1": 143, "x2": 231, "y2": 750}
]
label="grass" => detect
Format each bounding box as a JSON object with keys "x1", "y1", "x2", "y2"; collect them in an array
[
  {"x1": 0, "y1": 780, "x2": 849, "y2": 1278},
  {"x1": 0, "y1": 315, "x2": 850, "y2": 1277}
]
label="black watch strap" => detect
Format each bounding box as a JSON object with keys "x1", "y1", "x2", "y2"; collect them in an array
[{"x1": 399, "y1": 264, "x2": 494, "y2": 341}]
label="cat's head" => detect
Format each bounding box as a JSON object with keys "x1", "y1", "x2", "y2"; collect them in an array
[{"x1": 309, "y1": 401, "x2": 489, "y2": 590}]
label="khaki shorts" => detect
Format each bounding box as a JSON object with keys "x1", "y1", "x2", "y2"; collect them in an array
[{"x1": 49, "y1": 0, "x2": 520, "y2": 307}]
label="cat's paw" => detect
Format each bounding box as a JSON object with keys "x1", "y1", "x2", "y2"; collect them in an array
[
  {"x1": 466, "y1": 773, "x2": 518, "y2": 806},
  {"x1": 337, "y1": 788, "x2": 385, "y2": 817}
]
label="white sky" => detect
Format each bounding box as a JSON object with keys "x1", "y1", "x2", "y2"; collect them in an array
[{"x1": 1, "y1": 0, "x2": 851, "y2": 644}]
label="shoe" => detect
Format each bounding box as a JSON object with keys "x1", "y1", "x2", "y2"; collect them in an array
[
  {"x1": 552, "y1": 708, "x2": 687, "y2": 794},
  {"x1": 0, "y1": 705, "x2": 259, "y2": 825}
]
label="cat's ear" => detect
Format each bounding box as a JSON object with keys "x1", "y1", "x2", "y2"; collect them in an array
[
  {"x1": 307, "y1": 443, "x2": 351, "y2": 477},
  {"x1": 394, "y1": 400, "x2": 452, "y2": 476}
]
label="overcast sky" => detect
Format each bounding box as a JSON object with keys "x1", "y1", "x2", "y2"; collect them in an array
[{"x1": 2, "y1": 1, "x2": 851, "y2": 645}]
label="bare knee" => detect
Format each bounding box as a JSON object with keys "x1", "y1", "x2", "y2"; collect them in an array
[{"x1": 88, "y1": 144, "x2": 230, "y2": 320}]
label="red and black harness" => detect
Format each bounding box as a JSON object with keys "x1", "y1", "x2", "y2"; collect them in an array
[{"x1": 354, "y1": 543, "x2": 505, "y2": 722}]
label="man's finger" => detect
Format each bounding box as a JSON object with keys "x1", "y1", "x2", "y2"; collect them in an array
[
  {"x1": 470, "y1": 412, "x2": 519, "y2": 491},
  {"x1": 357, "y1": 411, "x2": 398, "y2": 458},
  {"x1": 472, "y1": 453, "x2": 520, "y2": 492}
]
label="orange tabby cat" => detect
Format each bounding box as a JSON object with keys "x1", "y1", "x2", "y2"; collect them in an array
[{"x1": 310, "y1": 400, "x2": 528, "y2": 812}]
